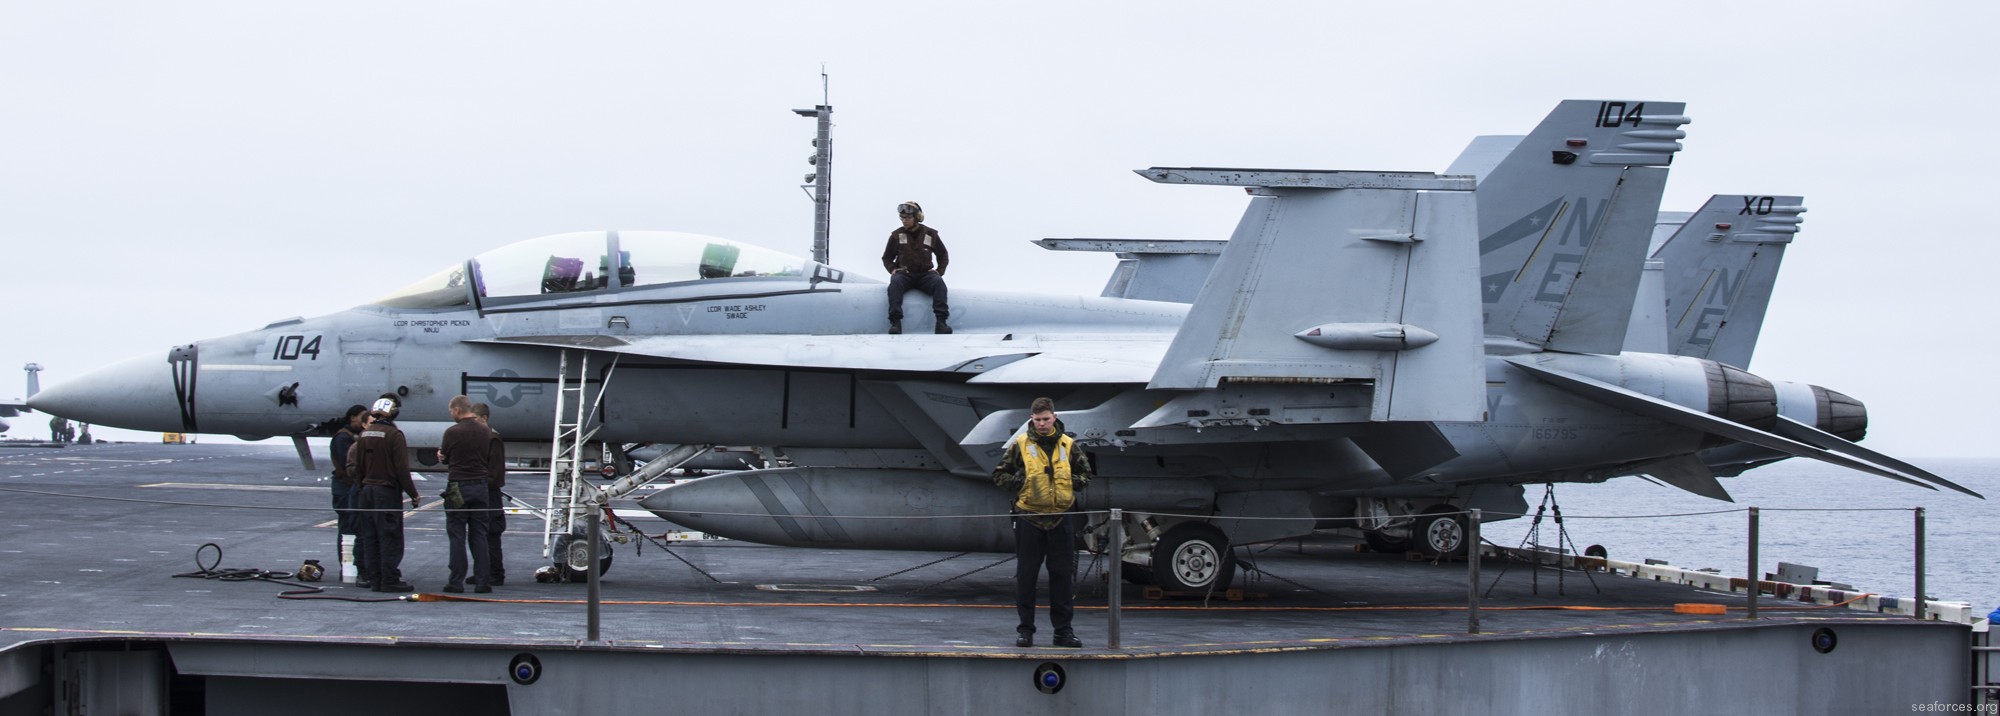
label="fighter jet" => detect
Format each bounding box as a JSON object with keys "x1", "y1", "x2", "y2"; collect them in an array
[{"x1": 31, "y1": 99, "x2": 1976, "y2": 593}]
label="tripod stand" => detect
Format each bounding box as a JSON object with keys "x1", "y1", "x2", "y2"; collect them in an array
[{"x1": 1485, "y1": 483, "x2": 1599, "y2": 597}]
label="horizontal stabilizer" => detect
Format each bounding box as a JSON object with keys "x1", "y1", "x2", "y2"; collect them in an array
[
  {"x1": 1771, "y1": 416, "x2": 1981, "y2": 498},
  {"x1": 1504, "y1": 358, "x2": 1939, "y2": 492},
  {"x1": 1634, "y1": 454, "x2": 1733, "y2": 502}
]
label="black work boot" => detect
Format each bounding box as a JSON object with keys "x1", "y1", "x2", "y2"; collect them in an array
[
  {"x1": 1054, "y1": 633, "x2": 1082, "y2": 648},
  {"x1": 888, "y1": 318, "x2": 902, "y2": 335},
  {"x1": 1015, "y1": 632, "x2": 1034, "y2": 648},
  {"x1": 934, "y1": 319, "x2": 952, "y2": 335}
]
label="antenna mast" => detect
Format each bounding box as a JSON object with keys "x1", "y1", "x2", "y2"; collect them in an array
[{"x1": 793, "y1": 66, "x2": 833, "y2": 265}]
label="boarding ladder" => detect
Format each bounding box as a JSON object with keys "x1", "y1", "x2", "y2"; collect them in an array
[
  {"x1": 541, "y1": 349, "x2": 604, "y2": 564},
  {"x1": 539, "y1": 348, "x2": 711, "y2": 576}
]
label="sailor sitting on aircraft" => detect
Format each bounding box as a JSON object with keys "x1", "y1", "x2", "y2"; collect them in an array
[{"x1": 881, "y1": 201, "x2": 951, "y2": 335}]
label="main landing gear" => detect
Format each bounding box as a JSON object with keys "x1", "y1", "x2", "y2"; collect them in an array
[
  {"x1": 1358, "y1": 499, "x2": 1473, "y2": 558},
  {"x1": 1104, "y1": 518, "x2": 1238, "y2": 593}
]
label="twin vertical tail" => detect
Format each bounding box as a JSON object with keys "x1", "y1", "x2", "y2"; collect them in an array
[
  {"x1": 1135, "y1": 100, "x2": 1689, "y2": 422},
  {"x1": 1474, "y1": 100, "x2": 1688, "y2": 354},
  {"x1": 1652, "y1": 195, "x2": 1804, "y2": 369}
]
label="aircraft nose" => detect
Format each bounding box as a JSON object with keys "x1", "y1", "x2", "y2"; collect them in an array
[{"x1": 27, "y1": 351, "x2": 189, "y2": 433}]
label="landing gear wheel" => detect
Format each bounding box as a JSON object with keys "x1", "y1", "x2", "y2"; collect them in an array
[
  {"x1": 1150, "y1": 523, "x2": 1235, "y2": 592},
  {"x1": 1362, "y1": 531, "x2": 1411, "y2": 554},
  {"x1": 1415, "y1": 507, "x2": 1469, "y2": 558},
  {"x1": 553, "y1": 533, "x2": 613, "y2": 581}
]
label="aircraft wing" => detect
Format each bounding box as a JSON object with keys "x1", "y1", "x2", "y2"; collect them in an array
[
  {"x1": 1035, "y1": 238, "x2": 1225, "y2": 303},
  {"x1": 0, "y1": 398, "x2": 23, "y2": 431},
  {"x1": 473, "y1": 334, "x2": 1171, "y2": 384}
]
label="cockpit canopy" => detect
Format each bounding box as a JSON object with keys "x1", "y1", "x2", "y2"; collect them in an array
[{"x1": 372, "y1": 231, "x2": 848, "y2": 309}]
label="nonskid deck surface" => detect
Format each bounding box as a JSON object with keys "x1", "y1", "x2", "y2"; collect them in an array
[{"x1": 0, "y1": 443, "x2": 1908, "y2": 657}]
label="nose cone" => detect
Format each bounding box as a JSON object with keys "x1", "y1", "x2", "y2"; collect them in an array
[{"x1": 28, "y1": 351, "x2": 188, "y2": 432}]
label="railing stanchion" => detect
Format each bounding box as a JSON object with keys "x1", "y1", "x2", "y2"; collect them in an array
[
  {"x1": 1107, "y1": 509, "x2": 1123, "y2": 649},
  {"x1": 587, "y1": 509, "x2": 602, "y2": 641},
  {"x1": 1914, "y1": 507, "x2": 1926, "y2": 621},
  {"x1": 1746, "y1": 507, "x2": 1759, "y2": 620},
  {"x1": 1467, "y1": 509, "x2": 1481, "y2": 634}
]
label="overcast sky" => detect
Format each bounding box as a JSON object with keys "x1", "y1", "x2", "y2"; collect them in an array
[{"x1": 2, "y1": 2, "x2": 1994, "y2": 459}]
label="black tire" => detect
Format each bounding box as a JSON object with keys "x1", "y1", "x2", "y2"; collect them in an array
[
  {"x1": 553, "y1": 533, "x2": 614, "y2": 581},
  {"x1": 1362, "y1": 530, "x2": 1411, "y2": 554},
  {"x1": 1414, "y1": 508, "x2": 1469, "y2": 558},
  {"x1": 1150, "y1": 523, "x2": 1235, "y2": 592}
]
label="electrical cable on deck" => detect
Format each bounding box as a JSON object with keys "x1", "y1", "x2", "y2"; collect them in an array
[{"x1": 170, "y1": 543, "x2": 408, "y2": 603}]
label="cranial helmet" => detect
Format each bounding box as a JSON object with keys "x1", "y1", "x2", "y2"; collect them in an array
[
  {"x1": 370, "y1": 398, "x2": 398, "y2": 416},
  {"x1": 897, "y1": 201, "x2": 924, "y2": 222}
]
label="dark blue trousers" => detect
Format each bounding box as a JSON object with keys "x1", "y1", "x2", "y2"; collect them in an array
[
  {"x1": 487, "y1": 493, "x2": 507, "y2": 583},
  {"x1": 445, "y1": 480, "x2": 494, "y2": 588},
  {"x1": 357, "y1": 484, "x2": 406, "y2": 585},
  {"x1": 887, "y1": 271, "x2": 949, "y2": 321},
  {"x1": 1013, "y1": 515, "x2": 1076, "y2": 636}
]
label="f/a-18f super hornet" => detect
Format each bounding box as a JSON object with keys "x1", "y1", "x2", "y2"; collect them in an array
[{"x1": 32, "y1": 99, "x2": 1977, "y2": 592}]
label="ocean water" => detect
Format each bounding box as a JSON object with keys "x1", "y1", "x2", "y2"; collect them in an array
[{"x1": 1478, "y1": 458, "x2": 2000, "y2": 614}]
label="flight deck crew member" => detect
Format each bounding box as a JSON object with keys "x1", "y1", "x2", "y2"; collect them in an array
[
  {"x1": 471, "y1": 402, "x2": 508, "y2": 586},
  {"x1": 439, "y1": 395, "x2": 496, "y2": 593},
  {"x1": 329, "y1": 405, "x2": 369, "y2": 579},
  {"x1": 350, "y1": 398, "x2": 419, "y2": 593},
  {"x1": 992, "y1": 397, "x2": 1092, "y2": 648},
  {"x1": 881, "y1": 201, "x2": 951, "y2": 335}
]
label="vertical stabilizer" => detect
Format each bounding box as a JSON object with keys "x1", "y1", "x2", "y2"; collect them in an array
[
  {"x1": 1622, "y1": 259, "x2": 1669, "y2": 354},
  {"x1": 1476, "y1": 100, "x2": 1688, "y2": 354},
  {"x1": 1654, "y1": 195, "x2": 1803, "y2": 369},
  {"x1": 1137, "y1": 169, "x2": 1484, "y2": 422},
  {"x1": 1444, "y1": 135, "x2": 1524, "y2": 183},
  {"x1": 24, "y1": 363, "x2": 41, "y2": 399}
]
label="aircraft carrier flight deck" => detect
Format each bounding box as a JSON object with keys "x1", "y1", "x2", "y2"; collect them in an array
[{"x1": 0, "y1": 442, "x2": 1972, "y2": 714}]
